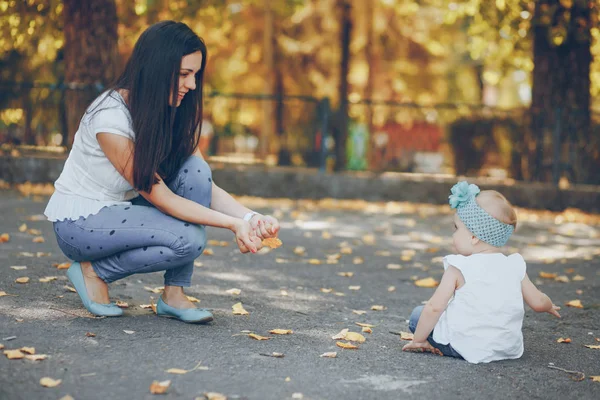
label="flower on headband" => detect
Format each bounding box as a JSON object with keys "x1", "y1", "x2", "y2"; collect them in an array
[{"x1": 449, "y1": 181, "x2": 480, "y2": 209}]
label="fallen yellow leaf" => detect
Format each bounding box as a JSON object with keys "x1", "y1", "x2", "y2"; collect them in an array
[
  {"x1": 248, "y1": 333, "x2": 271, "y2": 341},
  {"x1": 186, "y1": 296, "x2": 200, "y2": 303},
  {"x1": 322, "y1": 231, "x2": 332, "y2": 239},
  {"x1": 539, "y1": 271, "x2": 558, "y2": 279},
  {"x1": 59, "y1": 395, "x2": 74, "y2": 400},
  {"x1": 375, "y1": 250, "x2": 391, "y2": 256},
  {"x1": 280, "y1": 290, "x2": 289, "y2": 296},
  {"x1": 353, "y1": 257, "x2": 364, "y2": 264},
  {"x1": 149, "y1": 380, "x2": 171, "y2": 394},
  {"x1": 348, "y1": 286, "x2": 361, "y2": 291},
  {"x1": 340, "y1": 247, "x2": 352, "y2": 255},
  {"x1": 371, "y1": 305, "x2": 386, "y2": 311},
  {"x1": 194, "y1": 261, "x2": 204, "y2": 267},
  {"x1": 400, "y1": 331, "x2": 414, "y2": 341},
  {"x1": 355, "y1": 322, "x2": 375, "y2": 328},
  {"x1": 203, "y1": 248, "x2": 214, "y2": 255},
  {"x1": 204, "y1": 392, "x2": 227, "y2": 400},
  {"x1": 262, "y1": 237, "x2": 283, "y2": 249},
  {"x1": 332, "y1": 329, "x2": 349, "y2": 340},
  {"x1": 388, "y1": 286, "x2": 396, "y2": 292},
  {"x1": 344, "y1": 332, "x2": 366, "y2": 343},
  {"x1": 10, "y1": 266, "x2": 27, "y2": 270},
  {"x1": 0, "y1": 233, "x2": 10, "y2": 242},
  {"x1": 320, "y1": 352, "x2": 337, "y2": 358},
  {"x1": 85, "y1": 332, "x2": 96, "y2": 337},
  {"x1": 337, "y1": 272, "x2": 354, "y2": 277},
  {"x1": 0, "y1": 291, "x2": 9, "y2": 297},
  {"x1": 572, "y1": 275, "x2": 585, "y2": 281},
  {"x1": 39, "y1": 276, "x2": 58, "y2": 283},
  {"x1": 293, "y1": 246, "x2": 306, "y2": 255},
  {"x1": 20, "y1": 347, "x2": 35, "y2": 354},
  {"x1": 352, "y1": 310, "x2": 367, "y2": 315},
  {"x1": 269, "y1": 329, "x2": 293, "y2": 335},
  {"x1": 226, "y1": 288, "x2": 242, "y2": 295},
  {"x1": 566, "y1": 300, "x2": 584, "y2": 308},
  {"x1": 18, "y1": 224, "x2": 27, "y2": 232},
  {"x1": 0, "y1": 344, "x2": 3, "y2": 349},
  {"x1": 414, "y1": 277, "x2": 439, "y2": 288},
  {"x1": 275, "y1": 258, "x2": 289, "y2": 263},
  {"x1": 25, "y1": 354, "x2": 48, "y2": 361},
  {"x1": 232, "y1": 302, "x2": 249, "y2": 315},
  {"x1": 308, "y1": 258, "x2": 322, "y2": 265},
  {"x1": 387, "y1": 263, "x2": 402, "y2": 270},
  {"x1": 320, "y1": 288, "x2": 333, "y2": 293},
  {"x1": 554, "y1": 276, "x2": 570, "y2": 283},
  {"x1": 166, "y1": 368, "x2": 188, "y2": 374},
  {"x1": 362, "y1": 234, "x2": 375, "y2": 245},
  {"x1": 64, "y1": 285, "x2": 77, "y2": 293},
  {"x1": 32, "y1": 236, "x2": 45, "y2": 243},
  {"x1": 362, "y1": 327, "x2": 373, "y2": 334},
  {"x1": 4, "y1": 349, "x2": 25, "y2": 359},
  {"x1": 336, "y1": 341, "x2": 359, "y2": 350},
  {"x1": 590, "y1": 376, "x2": 600, "y2": 382},
  {"x1": 15, "y1": 277, "x2": 30, "y2": 284},
  {"x1": 584, "y1": 345, "x2": 600, "y2": 349},
  {"x1": 334, "y1": 292, "x2": 345, "y2": 296},
  {"x1": 28, "y1": 229, "x2": 42, "y2": 235},
  {"x1": 56, "y1": 262, "x2": 71, "y2": 270},
  {"x1": 144, "y1": 286, "x2": 164, "y2": 294},
  {"x1": 40, "y1": 377, "x2": 62, "y2": 388},
  {"x1": 557, "y1": 338, "x2": 571, "y2": 343},
  {"x1": 116, "y1": 301, "x2": 129, "y2": 308}
]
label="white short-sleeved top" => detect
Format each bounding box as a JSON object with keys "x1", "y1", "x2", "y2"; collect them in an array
[
  {"x1": 44, "y1": 91, "x2": 139, "y2": 222},
  {"x1": 433, "y1": 253, "x2": 526, "y2": 364}
]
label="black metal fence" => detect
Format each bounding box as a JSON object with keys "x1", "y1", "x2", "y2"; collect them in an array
[{"x1": 1, "y1": 82, "x2": 599, "y2": 185}]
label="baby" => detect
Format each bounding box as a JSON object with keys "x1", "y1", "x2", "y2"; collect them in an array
[{"x1": 402, "y1": 181, "x2": 560, "y2": 363}]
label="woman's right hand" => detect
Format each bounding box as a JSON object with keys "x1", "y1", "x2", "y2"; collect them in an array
[{"x1": 233, "y1": 219, "x2": 262, "y2": 254}]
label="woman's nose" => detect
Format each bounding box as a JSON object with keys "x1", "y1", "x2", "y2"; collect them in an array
[{"x1": 185, "y1": 75, "x2": 196, "y2": 90}]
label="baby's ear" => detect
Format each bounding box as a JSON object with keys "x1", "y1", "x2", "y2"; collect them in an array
[{"x1": 471, "y1": 236, "x2": 480, "y2": 246}]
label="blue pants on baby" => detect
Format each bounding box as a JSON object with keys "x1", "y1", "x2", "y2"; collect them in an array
[
  {"x1": 409, "y1": 306, "x2": 464, "y2": 359},
  {"x1": 52, "y1": 156, "x2": 212, "y2": 287}
]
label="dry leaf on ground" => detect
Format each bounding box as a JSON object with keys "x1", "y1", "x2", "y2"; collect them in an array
[
  {"x1": 332, "y1": 329, "x2": 349, "y2": 340},
  {"x1": 32, "y1": 236, "x2": 45, "y2": 243},
  {"x1": 149, "y1": 380, "x2": 171, "y2": 394},
  {"x1": 362, "y1": 234, "x2": 375, "y2": 245},
  {"x1": 322, "y1": 231, "x2": 332, "y2": 239},
  {"x1": 232, "y1": 302, "x2": 249, "y2": 315},
  {"x1": 308, "y1": 258, "x2": 322, "y2": 265},
  {"x1": 25, "y1": 354, "x2": 47, "y2": 361},
  {"x1": 320, "y1": 352, "x2": 337, "y2": 358},
  {"x1": 0, "y1": 233, "x2": 10, "y2": 242},
  {"x1": 400, "y1": 331, "x2": 414, "y2": 341},
  {"x1": 15, "y1": 277, "x2": 30, "y2": 284},
  {"x1": 115, "y1": 301, "x2": 129, "y2": 308},
  {"x1": 20, "y1": 347, "x2": 35, "y2": 354},
  {"x1": 371, "y1": 305, "x2": 386, "y2": 311},
  {"x1": 202, "y1": 248, "x2": 214, "y2": 255},
  {"x1": 355, "y1": 322, "x2": 375, "y2": 328},
  {"x1": 186, "y1": 296, "x2": 200, "y2": 303},
  {"x1": 340, "y1": 247, "x2": 352, "y2": 255},
  {"x1": 539, "y1": 271, "x2": 558, "y2": 279},
  {"x1": 584, "y1": 345, "x2": 600, "y2": 349},
  {"x1": 362, "y1": 327, "x2": 373, "y2": 334},
  {"x1": 293, "y1": 246, "x2": 306, "y2": 255},
  {"x1": 388, "y1": 286, "x2": 396, "y2": 292},
  {"x1": 28, "y1": 229, "x2": 42, "y2": 235},
  {"x1": 123, "y1": 330, "x2": 135, "y2": 335},
  {"x1": 352, "y1": 310, "x2": 367, "y2": 315},
  {"x1": 387, "y1": 264, "x2": 402, "y2": 270},
  {"x1": 0, "y1": 291, "x2": 10, "y2": 297},
  {"x1": 39, "y1": 276, "x2": 58, "y2": 283},
  {"x1": 144, "y1": 286, "x2": 164, "y2": 294},
  {"x1": 337, "y1": 272, "x2": 354, "y2": 277},
  {"x1": 0, "y1": 344, "x2": 4, "y2": 350},
  {"x1": 226, "y1": 288, "x2": 241, "y2": 295},
  {"x1": 554, "y1": 276, "x2": 570, "y2": 283},
  {"x1": 572, "y1": 275, "x2": 585, "y2": 281},
  {"x1": 262, "y1": 238, "x2": 283, "y2": 249},
  {"x1": 18, "y1": 224, "x2": 27, "y2": 232},
  {"x1": 414, "y1": 277, "x2": 439, "y2": 288},
  {"x1": 557, "y1": 338, "x2": 571, "y2": 343},
  {"x1": 10, "y1": 266, "x2": 27, "y2": 270},
  {"x1": 344, "y1": 332, "x2": 366, "y2": 343},
  {"x1": 59, "y1": 396, "x2": 74, "y2": 400},
  {"x1": 194, "y1": 261, "x2": 204, "y2": 267},
  {"x1": 590, "y1": 376, "x2": 600, "y2": 382},
  {"x1": 64, "y1": 285, "x2": 76, "y2": 293},
  {"x1": 336, "y1": 341, "x2": 359, "y2": 350},
  {"x1": 269, "y1": 329, "x2": 293, "y2": 335},
  {"x1": 248, "y1": 333, "x2": 271, "y2": 341},
  {"x1": 353, "y1": 257, "x2": 364, "y2": 264},
  {"x1": 166, "y1": 368, "x2": 188, "y2": 374},
  {"x1": 320, "y1": 288, "x2": 333, "y2": 293},
  {"x1": 566, "y1": 300, "x2": 584, "y2": 308},
  {"x1": 85, "y1": 332, "x2": 96, "y2": 337},
  {"x1": 56, "y1": 262, "x2": 71, "y2": 270},
  {"x1": 4, "y1": 349, "x2": 25, "y2": 359},
  {"x1": 203, "y1": 393, "x2": 227, "y2": 400},
  {"x1": 40, "y1": 377, "x2": 62, "y2": 388},
  {"x1": 349, "y1": 286, "x2": 361, "y2": 290}
]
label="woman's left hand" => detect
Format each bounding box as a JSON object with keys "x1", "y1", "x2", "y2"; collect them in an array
[
  {"x1": 250, "y1": 214, "x2": 280, "y2": 240},
  {"x1": 402, "y1": 340, "x2": 443, "y2": 356}
]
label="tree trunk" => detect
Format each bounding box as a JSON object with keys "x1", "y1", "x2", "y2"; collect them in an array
[
  {"x1": 364, "y1": 0, "x2": 375, "y2": 169},
  {"x1": 530, "y1": 0, "x2": 594, "y2": 184},
  {"x1": 63, "y1": 0, "x2": 118, "y2": 146},
  {"x1": 261, "y1": 0, "x2": 275, "y2": 159},
  {"x1": 334, "y1": 0, "x2": 352, "y2": 171}
]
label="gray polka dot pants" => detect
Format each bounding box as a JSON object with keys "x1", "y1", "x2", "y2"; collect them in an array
[{"x1": 52, "y1": 156, "x2": 213, "y2": 287}]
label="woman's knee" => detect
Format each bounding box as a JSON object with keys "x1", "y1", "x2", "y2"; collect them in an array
[{"x1": 172, "y1": 224, "x2": 206, "y2": 261}]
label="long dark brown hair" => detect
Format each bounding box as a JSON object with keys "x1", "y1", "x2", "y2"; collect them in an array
[{"x1": 113, "y1": 21, "x2": 207, "y2": 192}]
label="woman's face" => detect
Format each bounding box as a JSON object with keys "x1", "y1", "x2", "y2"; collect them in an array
[{"x1": 171, "y1": 51, "x2": 203, "y2": 107}]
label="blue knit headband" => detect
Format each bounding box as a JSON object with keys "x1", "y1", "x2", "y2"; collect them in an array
[{"x1": 449, "y1": 181, "x2": 514, "y2": 247}]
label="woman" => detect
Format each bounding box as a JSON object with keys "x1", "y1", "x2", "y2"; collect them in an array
[{"x1": 44, "y1": 21, "x2": 279, "y2": 323}]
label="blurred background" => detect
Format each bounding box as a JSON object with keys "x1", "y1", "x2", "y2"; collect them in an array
[{"x1": 1, "y1": 0, "x2": 599, "y2": 185}]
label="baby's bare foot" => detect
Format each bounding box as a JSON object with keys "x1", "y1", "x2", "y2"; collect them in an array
[{"x1": 80, "y1": 261, "x2": 110, "y2": 304}]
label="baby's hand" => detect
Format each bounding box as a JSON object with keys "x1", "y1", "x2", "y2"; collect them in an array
[
  {"x1": 547, "y1": 304, "x2": 561, "y2": 318},
  {"x1": 402, "y1": 340, "x2": 443, "y2": 356}
]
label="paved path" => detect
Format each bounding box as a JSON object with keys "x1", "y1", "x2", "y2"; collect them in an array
[{"x1": 1, "y1": 190, "x2": 599, "y2": 400}]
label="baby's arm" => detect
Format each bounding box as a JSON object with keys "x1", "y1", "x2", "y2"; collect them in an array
[
  {"x1": 521, "y1": 274, "x2": 561, "y2": 317},
  {"x1": 403, "y1": 266, "x2": 461, "y2": 353}
]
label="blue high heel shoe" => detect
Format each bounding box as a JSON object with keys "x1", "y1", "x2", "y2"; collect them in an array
[
  {"x1": 156, "y1": 297, "x2": 213, "y2": 324},
  {"x1": 66, "y1": 262, "x2": 123, "y2": 317}
]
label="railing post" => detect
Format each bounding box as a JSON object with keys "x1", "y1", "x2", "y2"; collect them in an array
[{"x1": 318, "y1": 97, "x2": 330, "y2": 172}]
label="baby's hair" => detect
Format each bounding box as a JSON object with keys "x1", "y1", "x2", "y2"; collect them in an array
[{"x1": 476, "y1": 190, "x2": 517, "y2": 229}]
